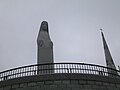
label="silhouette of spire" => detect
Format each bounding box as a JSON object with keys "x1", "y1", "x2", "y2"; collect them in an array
[{"x1": 100, "y1": 29, "x2": 118, "y2": 75}]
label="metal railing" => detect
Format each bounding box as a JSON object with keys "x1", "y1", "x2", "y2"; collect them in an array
[{"x1": 0, "y1": 63, "x2": 120, "y2": 81}]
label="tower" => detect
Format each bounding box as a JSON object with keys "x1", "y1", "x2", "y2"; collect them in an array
[
  {"x1": 37, "y1": 21, "x2": 54, "y2": 64},
  {"x1": 0, "y1": 23, "x2": 120, "y2": 90}
]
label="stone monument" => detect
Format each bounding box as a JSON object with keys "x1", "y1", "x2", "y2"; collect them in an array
[
  {"x1": 37, "y1": 21, "x2": 54, "y2": 74},
  {"x1": 37, "y1": 21, "x2": 54, "y2": 64}
]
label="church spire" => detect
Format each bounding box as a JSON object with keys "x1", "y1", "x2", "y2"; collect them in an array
[{"x1": 100, "y1": 29, "x2": 118, "y2": 75}]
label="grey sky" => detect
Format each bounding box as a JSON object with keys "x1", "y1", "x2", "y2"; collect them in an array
[{"x1": 0, "y1": 0, "x2": 120, "y2": 71}]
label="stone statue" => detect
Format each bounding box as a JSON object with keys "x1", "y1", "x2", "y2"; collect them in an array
[
  {"x1": 37, "y1": 21, "x2": 54, "y2": 74},
  {"x1": 37, "y1": 21, "x2": 54, "y2": 64}
]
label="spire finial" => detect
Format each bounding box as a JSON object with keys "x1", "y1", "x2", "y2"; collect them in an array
[{"x1": 100, "y1": 28, "x2": 103, "y2": 32}]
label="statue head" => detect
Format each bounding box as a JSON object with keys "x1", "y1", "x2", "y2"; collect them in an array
[{"x1": 40, "y1": 21, "x2": 48, "y2": 32}]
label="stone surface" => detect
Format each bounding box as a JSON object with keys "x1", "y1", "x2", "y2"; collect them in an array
[{"x1": 0, "y1": 74, "x2": 120, "y2": 90}]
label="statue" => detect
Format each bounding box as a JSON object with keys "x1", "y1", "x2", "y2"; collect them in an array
[{"x1": 37, "y1": 21, "x2": 54, "y2": 74}]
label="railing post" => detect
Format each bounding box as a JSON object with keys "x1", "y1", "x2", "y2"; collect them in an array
[
  {"x1": 3, "y1": 76, "x2": 7, "y2": 80},
  {"x1": 118, "y1": 66, "x2": 120, "y2": 71}
]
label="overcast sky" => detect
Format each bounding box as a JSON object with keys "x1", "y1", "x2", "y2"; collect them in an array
[{"x1": 0, "y1": 0, "x2": 120, "y2": 71}]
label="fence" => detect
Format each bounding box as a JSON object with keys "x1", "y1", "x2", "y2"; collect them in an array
[{"x1": 0, "y1": 63, "x2": 120, "y2": 81}]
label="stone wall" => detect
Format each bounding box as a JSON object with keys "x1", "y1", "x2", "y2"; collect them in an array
[{"x1": 0, "y1": 74, "x2": 120, "y2": 90}]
